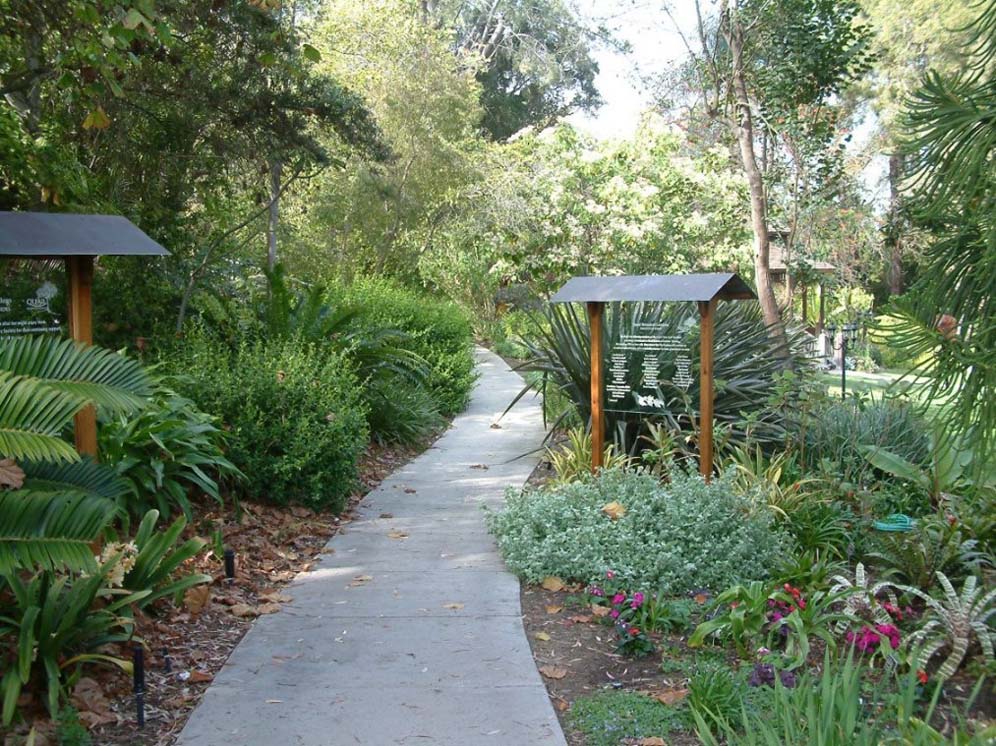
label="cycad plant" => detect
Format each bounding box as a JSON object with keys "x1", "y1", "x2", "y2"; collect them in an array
[
  {"x1": 512, "y1": 300, "x2": 812, "y2": 454},
  {"x1": 0, "y1": 335, "x2": 150, "y2": 573}
]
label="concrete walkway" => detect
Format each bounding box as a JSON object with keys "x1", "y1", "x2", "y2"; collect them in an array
[{"x1": 177, "y1": 348, "x2": 565, "y2": 746}]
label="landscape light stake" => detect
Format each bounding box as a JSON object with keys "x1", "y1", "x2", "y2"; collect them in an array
[
  {"x1": 133, "y1": 645, "x2": 145, "y2": 728},
  {"x1": 827, "y1": 321, "x2": 861, "y2": 400},
  {"x1": 162, "y1": 646, "x2": 172, "y2": 673},
  {"x1": 224, "y1": 548, "x2": 236, "y2": 584}
]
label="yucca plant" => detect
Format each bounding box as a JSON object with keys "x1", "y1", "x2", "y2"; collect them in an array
[
  {"x1": 0, "y1": 335, "x2": 150, "y2": 573},
  {"x1": 896, "y1": 571, "x2": 996, "y2": 680},
  {"x1": 510, "y1": 300, "x2": 813, "y2": 455},
  {"x1": 545, "y1": 426, "x2": 630, "y2": 485}
]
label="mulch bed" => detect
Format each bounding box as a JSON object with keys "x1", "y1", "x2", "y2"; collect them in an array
[{"x1": 3, "y1": 439, "x2": 434, "y2": 746}]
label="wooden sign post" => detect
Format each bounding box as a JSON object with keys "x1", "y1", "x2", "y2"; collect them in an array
[
  {"x1": 697, "y1": 299, "x2": 715, "y2": 481},
  {"x1": 548, "y1": 274, "x2": 756, "y2": 483},
  {"x1": 587, "y1": 301, "x2": 605, "y2": 473},
  {"x1": 66, "y1": 255, "x2": 98, "y2": 457}
]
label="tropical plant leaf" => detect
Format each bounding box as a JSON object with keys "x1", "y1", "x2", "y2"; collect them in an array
[
  {"x1": 0, "y1": 490, "x2": 115, "y2": 574},
  {"x1": 20, "y1": 456, "x2": 130, "y2": 502}
]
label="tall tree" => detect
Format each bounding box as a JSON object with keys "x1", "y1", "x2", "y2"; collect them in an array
[
  {"x1": 673, "y1": 0, "x2": 872, "y2": 353},
  {"x1": 860, "y1": 0, "x2": 976, "y2": 296},
  {"x1": 430, "y1": 0, "x2": 602, "y2": 139}
]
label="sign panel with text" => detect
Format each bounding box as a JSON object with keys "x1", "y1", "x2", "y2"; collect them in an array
[
  {"x1": 0, "y1": 261, "x2": 66, "y2": 338},
  {"x1": 605, "y1": 317, "x2": 697, "y2": 415}
]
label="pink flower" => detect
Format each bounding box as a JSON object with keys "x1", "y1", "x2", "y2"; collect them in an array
[
  {"x1": 590, "y1": 586, "x2": 604, "y2": 597},
  {"x1": 631, "y1": 592, "x2": 644, "y2": 609},
  {"x1": 612, "y1": 593, "x2": 626, "y2": 605},
  {"x1": 606, "y1": 571, "x2": 615, "y2": 579},
  {"x1": 610, "y1": 609, "x2": 620, "y2": 619}
]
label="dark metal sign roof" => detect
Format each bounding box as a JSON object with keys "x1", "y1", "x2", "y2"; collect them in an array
[
  {"x1": 0, "y1": 212, "x2": 169, "y2": 257},
  {"x1": 550, "y1": 273, "x2": 756, "y2": 303}
]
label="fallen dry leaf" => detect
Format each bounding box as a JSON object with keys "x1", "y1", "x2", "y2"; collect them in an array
[
  {"x1": 601, "y1": 501, "x2": 626, "y2": 520},
  {"x1": 387, "y1": 530, "x2": 409, "y2": 539},
  {"x1": 442, "y1": 602, "x2": 465, "y2": 610},
  {"x1": 188, "y1": 670, "x2": 214, "y2": 684},
  {"x1": 545, "y1": 605, "x2": 564, "y2": 614},
  {"x1": 259, "y1": 591, "x2": 293, "y2": 604},
  {"x1": 568, "y1": 614, "x2": 593, "y2": 624},
  {"x1": 534, "y1": 631, "x2": 551, "y2": 641},
  {"x1": 591, "y1": 604, "x2": 611, "y2": 618},
  {"x1": 183, "y1": 585, "x2": 211, "y2": 615},
  {"x1": 349, "y1": 574, "x2": 374, "y2": 587},
  {"x1": 489, "y1": 423, "x2": 502, "y2": 430},
  {"x1": 651, "y1": 689, "x2": 688, "y2": 706},
  {"x1": 541, "y1": 576, "x2": 565, "y2": 592},
  {"x1": 637, "y1": 738, "x2": 667, "y2": 746},
  {"x1": 539, "y1": 665, "x2": 568, "y2": 680},
  {"x1": 0, "y1": 458, "x2": 25, "y2": 489},
  {"x1": 469, "y1": 463, "x2": 489, "y2": 470},
  {"x1": 257, "y1": 602, "x2": 281, "y2": 615},
  {"x1": 379, "y1": 513, "x2": 394, "y2": 519},
  {"x1": 404, "y1": 488, "x2": 417, "y2": 494},
  {"x1": 230, "y1": 603, "x2": 259, "y2": 618},
  {"x1": 694, "y1": 592, "x2": 710, "y2": 605},
  {"x1": 553, "y1": 697, "x2": 569, "y2": 712}
]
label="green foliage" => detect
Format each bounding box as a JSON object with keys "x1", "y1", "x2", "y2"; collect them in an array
[
  {"x1": 868, "y1": 513, "x2": 990, "y2": 590},
  {"x1": 544, "y1": 427, "x2": 630, "y2": 486},
  {"x1": 0, "y1": 336, "x2": 150, "y2": 574},
  {"x1": 782, "y1": 500, "x2": 856, "y2": 560},
  {"x1": 169, "y1": 334, "x2": 368, "y2": 512},
  {"x1": 56, "y1": 706, "x2": 92, "y2": 746},
  {"x1": 486, "y1": 467, "x2": 785, "y2": 592},
  {"x1": 885, "y1": 0, "x2": 996, "y2": 458},
  {"x1": 801, "y1": 398, "x2": 930, "y2": 489},
  {"x1": 0, "y1": 563, "x2": 145, "y2": 725},
  {"x1": 99, "y1": 385, "x2": 242, "y2": 520},
  {"x1": 568, "y1": 690, "x2": 686, "y2": 746},
  {"x1": 121, "y1": 510, "x2": 211, "y2": 610},
  {"x1": 687, "y1": 666, "x2": 749, "y2": 730},
  {"x1": 364, "y1": 377, "x2": 444, "y2": 446},
  {"x1": 334, "y1": 277, "x2": 476, "y2": 416},
  {"x1": 517, "y1": 300, "x2": 813, "y2": 456}
]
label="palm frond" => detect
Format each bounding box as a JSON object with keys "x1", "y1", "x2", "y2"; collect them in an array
[
  {"x1": 0, "y1": 372, "x2": 84, "y2": 463},
  {"x1": 21, "y1": 457, "x2": 131, "y2": 503},
  {"x1": 0, "y1": 336, "x2": 151, "y2": 413},
  {"x1": 0, "y1": 490, "x2": 115, "y2": 574}
]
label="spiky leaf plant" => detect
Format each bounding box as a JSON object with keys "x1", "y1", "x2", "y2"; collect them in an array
[
  {"x1": 829, "y1": 562, "x2": 898, "y2": 633},
  {"x1": 896, "y1": 571, "x2": 996, "y2": 680}
]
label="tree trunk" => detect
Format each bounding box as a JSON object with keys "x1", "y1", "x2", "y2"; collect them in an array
[
  {"x1": 723, "y1": 9, "x2": 789, "y2": 359},
  {"x1": 267, "y1": 159, "x2": 282, "y2": 271},
  {"x1": 886, "y1": 152, "x2": 904, "y2": 296}
]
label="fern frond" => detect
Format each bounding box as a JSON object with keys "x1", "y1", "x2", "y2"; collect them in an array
[{"x1": 21, "y1": 457, "x2": 130, "y2": 502}]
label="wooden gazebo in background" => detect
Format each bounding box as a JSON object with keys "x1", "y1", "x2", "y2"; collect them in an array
[
  {"x1": 767, "y1": 233, "x2": 835, "y2": 334},
  {"x1": 0, "y1": 212, "x2": 169, "y2": 456},
  {"x1": 550, "y1": 273, "x2": 755, "y2": 480}
]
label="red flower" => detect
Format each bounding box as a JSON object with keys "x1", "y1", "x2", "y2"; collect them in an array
[
  {"x1": 917, "y1": 670, "x2": 928, "y2": 684},
  {"x1": 629, "y1": 627, "x2": 640, "y2": 636}
]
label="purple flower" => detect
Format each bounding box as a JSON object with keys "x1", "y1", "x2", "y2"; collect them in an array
[
  {"x1": 610, "y1": 609, "x2": 621, "y2": 619},
  {"x1": 631, "y1": 592, "x2": 644, "y2": 609},
  {"x1": 589, "y1": 586, "x2": 604, "y2": 597}
]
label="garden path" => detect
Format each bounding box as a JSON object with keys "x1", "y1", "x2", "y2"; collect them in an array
[{"x1": 176, "y1": 347, "x2": 564, "y2": 745}]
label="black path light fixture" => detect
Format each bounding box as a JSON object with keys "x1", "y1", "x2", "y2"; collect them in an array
[
  {"x1": 0, "y1": 212, "x2": 169, "y2": 456},
  {"x1": 826, "y1": 319, "x2": 862, "y2": 399},
  {"x1": 549, "y1": 273, "x2": 756, "y2": 480}
]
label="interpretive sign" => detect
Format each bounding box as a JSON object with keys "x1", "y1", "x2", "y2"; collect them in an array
[
  {"x1": 0, "y1": 262, "x2": 66, "y2": 338},
  {"x1": 606, "y1": 318, "x2": 696, "y2": 414}
]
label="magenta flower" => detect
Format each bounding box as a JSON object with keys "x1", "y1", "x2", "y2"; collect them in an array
[
  {"x1": 589, "y1": 586, "x2": 604, "y2": 597},
  {"x1": 606, "y1": 570, "x2": 615, "y2": 579},
  {"x1": 612, "y1": 593, "x2": 626, "y2": 605},
  {"x1": 610, "y1": 609, "x2": 621, "y2": 619},
  {"x1": 631, "y1": 592, "x2": 644, "y2": 609}
]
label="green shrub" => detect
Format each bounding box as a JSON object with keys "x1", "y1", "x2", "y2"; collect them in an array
[
  {"x1": 802, "y1": 398, "x2": 930, "y2": 489},
  {"x1": 169, "y1": 335, "x2": 368, "y2": 512},
  {"x1": 332, "y1": 277, "x2": 475, "y2": 416},
  {"x1": 99, "y1": 384, "x2": 243, "y2": 520},
  {"x1": 486, "y1": 468, "x2": 786, "y2": 592}
]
